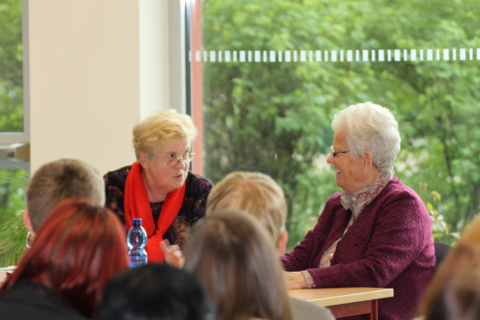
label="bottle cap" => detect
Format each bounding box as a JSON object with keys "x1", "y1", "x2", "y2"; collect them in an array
[{"x1": 132, "y1": 218, "x2": 142, "y2": 226}]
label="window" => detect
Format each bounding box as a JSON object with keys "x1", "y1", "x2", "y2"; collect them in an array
[
  {"x1": 0, "y1": 0, "x2": 29, "y2": 266},
  {"x1": 188, "y1": 0, "x2": 480, "y2": 247},
  {"x1": 0, "y1": 0, "x2": 29, "y2": 171},
  {"x1": 0, "y1": 0, "x2": 24, "y2": 134}
]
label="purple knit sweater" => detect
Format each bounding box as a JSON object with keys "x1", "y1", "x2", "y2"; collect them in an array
[{"x1": 281, "y1": 176, "x2": 435, "y2": 320}]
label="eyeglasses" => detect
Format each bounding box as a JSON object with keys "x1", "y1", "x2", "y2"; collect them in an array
[
  {"x1": 331, "y1": 146, "x2": 350, "y2": 159},
  {"x1": 150, "y1": 152, "x2": 195, "y2": 167}
]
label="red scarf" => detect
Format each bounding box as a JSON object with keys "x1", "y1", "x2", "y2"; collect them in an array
[{"x1": 124, "y1": 162, "x2": 186, "y2": 263}]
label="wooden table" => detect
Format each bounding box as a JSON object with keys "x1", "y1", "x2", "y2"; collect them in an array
[{"x1": 289, "y1": 287, "x2": 393, "y2": 320}]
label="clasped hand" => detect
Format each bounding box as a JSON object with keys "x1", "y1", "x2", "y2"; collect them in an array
[
  {"x1": 160, "y1": 239, "x2": 184, "y2": 268},
  {"x1": 283, "y1": 271, "x2": 307, "y2": 289}
]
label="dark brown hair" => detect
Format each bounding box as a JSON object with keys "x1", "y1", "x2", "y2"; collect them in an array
[
  {"x1": 98, "y1": 264, "x2": 214, "y2": 320},
  {"x1": 183, "y1": 209, "x2": 292, "y2": 320}
]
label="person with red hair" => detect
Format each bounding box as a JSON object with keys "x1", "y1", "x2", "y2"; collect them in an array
[{"x1": 0, "y1": 198, "x2": 129, "y2": 320}]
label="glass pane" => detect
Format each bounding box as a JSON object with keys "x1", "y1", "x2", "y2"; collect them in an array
[
  {"x1": 0, "y1": 0, "x2": 23, "y2": 133},
  {"x1": 196, "y1": 0, "x2": 480, "y2": 247},
  {"x1": 0, "y1": 169, "x2": 28, "y2": 266}
]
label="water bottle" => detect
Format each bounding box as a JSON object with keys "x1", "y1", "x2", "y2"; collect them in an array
[{"x1": 127, "y1": 218, "x2": 148, "y2": 267}]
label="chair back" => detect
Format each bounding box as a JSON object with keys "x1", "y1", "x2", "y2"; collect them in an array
[{"x1": 434, "y1": 241, "x2": 452, "y2": 271}]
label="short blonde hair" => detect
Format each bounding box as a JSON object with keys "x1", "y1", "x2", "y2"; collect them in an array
[
  {"x1": 206, "y1": 172, "x2": 287, "y2": 243},
  {"x1": 132, "y1": 109, "x2": 197, "y2": 159}
]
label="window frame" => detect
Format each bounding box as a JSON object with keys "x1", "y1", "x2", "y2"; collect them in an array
[{"x1": 184, "y1": 0, "x2": 203, "y2": 175}]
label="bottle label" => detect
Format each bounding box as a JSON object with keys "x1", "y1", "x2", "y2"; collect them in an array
[{"x1": 129, "y1": 257, "x2": 148, "y2": 268}]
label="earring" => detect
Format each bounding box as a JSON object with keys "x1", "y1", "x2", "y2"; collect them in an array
[{"x1": 26, "y1": 231, "x2": 35, "y2": 249}]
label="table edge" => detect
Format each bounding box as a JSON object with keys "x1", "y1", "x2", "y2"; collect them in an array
[{"x1": 289, "y1": 287, "x2": 394, "y2": 307}]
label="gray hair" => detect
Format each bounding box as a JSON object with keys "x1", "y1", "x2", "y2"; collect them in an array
[{"x1": 331, "y1": 102, "x2": 401, "y2": 173}]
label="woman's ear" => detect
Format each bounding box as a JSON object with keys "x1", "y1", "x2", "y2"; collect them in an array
[
  {"x1": 363, "y1": 151, "x2": 375, "y2": 171},
  {"x1": 138, "y1": 152, "x2": 149, "y2": 169},
  {"x1": 276, "y1": 231, "x2": 288, "y2": 257},
  {"x1": 23, "y1": 209, "x2": 34, "y2": 232}
]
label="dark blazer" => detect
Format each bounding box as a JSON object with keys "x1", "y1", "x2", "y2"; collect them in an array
[
  {"x1": 281, "y1": 176, "x2": 436, "y2": 320},
  {"x1": 0, "y1": 279, "x2": 88, "y2": 320},
  {"x1": 104, "y1": 166, "x2": 213, "y2": 250}
]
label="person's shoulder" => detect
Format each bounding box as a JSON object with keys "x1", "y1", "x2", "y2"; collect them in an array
[
  {"x1": 327, "y1": 192, "x2": 343, "y2": 202},
  {"x1": 104, "y1": 165, "x2": 132, "y2": 188},
  {"x1": 378, "y1": 176, "x2": 430, "y2": 223},
  {"x1": 385, "y1": 175, "x2": 414, "y2": 192},
  {"x1": 316, "y1": 193, "x2": 344, "y2": 220},
  {"x1": 186, "y1": 172, "x2": 214, "y2": 190},
  {"x1": 324, "y1": 192, "x2": 344, "y2": 208},
  {"x1": 0, "y1": 280, "x2": 89, "y2": 320},
  {"x1": 104, "y1": 165, "x2": 132, "y2": 179},
  {"x1": 383, "y1": 176, "x2": 424, "y2": 204},
  {"x1": 290, "y1": 297, "x2": 335, "y2": 320}
]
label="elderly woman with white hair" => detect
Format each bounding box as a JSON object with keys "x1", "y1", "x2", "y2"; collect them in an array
[
  {"x1": 104, "y1": 110, "x2": 213, "y2": 264},
  {"x1": 282, "y1": 102, "x2": 435, "y2": 320}
]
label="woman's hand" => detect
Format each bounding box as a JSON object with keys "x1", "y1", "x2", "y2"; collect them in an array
[
  {"x1": 283, "y1": 271, "x2": 307, "y2": 289},
  {"x1": 160, "y1": 239, "x2": 184, "y2": 268}
]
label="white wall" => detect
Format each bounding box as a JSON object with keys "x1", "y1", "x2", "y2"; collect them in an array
[
  {"x1": 27, "y1": 0, "x2": 170, "y2": 175},
  {"x1": 140, "y1": 0, "x2": 171, "y2": 120}
]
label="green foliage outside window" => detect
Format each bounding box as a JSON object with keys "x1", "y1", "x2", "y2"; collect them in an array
[
  {"x1": 0, "y1": 0, "x2": 26, "y2": 267},
  {"x1": 0, "y1": 0, "x2": 23, "y2": 132},
  {"x1": 418, "y1": 183, "x2": 460, "y2": 244},
  {"x1": 201, "y1": 0, "x2": 480, "y2": 249},
  {"x1": 0, "y1": 169, "x2": 28, "y2": 267}
]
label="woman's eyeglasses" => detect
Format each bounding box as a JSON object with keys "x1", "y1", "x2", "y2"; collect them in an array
[
  {"x1": 330, "y1": 146, "x2": 350, "y2": 159},
  {"x1": 150, "y1": 153, "x2": 195, "y2": 167}
]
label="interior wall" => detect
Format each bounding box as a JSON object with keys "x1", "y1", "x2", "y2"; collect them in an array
[
  {"x1": 140, "y1": 0, "x2": 171, "y2": 119},
  {"x1": 27, "y1": 0, "x2": 170, "y2": 175}
]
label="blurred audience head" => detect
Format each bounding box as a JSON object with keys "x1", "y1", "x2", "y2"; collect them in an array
[
  {"x1": 25, "y1": 159, "x2": 104, "y2": 231},
  {"x1": 98, "y1": 264, "x2": 214, "y2": 320},
  {"x1": 206, "y1": 171, "x2": 288, "y2": 255},
  {"x1": 1, "y1": 198, "x2": 129, "y2": 318},
  {"x1": 184, "y1": 209, "x2": 292, "y2": 320},
  {"x1": 426, "y1": 270, "x2": 480, "y2": 320},
  {"x1": 423, "y1": 217, "x2": 480, "y2": 316}
]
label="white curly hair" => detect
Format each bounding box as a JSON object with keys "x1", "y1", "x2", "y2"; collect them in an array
[{"x1": 331, "y1": 102, "x2": 401, "y2": 173}]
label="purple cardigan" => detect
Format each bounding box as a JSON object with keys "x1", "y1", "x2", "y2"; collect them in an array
[{"x1": 281, "y1": 176, "x2": 435, "y2": 320}]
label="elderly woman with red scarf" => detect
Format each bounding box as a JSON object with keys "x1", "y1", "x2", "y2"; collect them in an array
[
  {"x1": 104, "y1": 110, "x2": 213, "y2": 263},
  {"x1": 282, "y1": 102, "x2": 435, "y2": 320}
]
